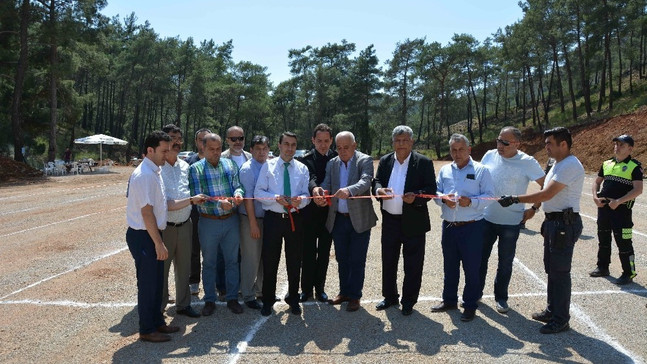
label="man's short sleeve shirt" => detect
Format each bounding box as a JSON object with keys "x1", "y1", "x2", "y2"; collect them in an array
[{"x1": 127, "y1": 157, "x2": 167, "y2": 230}]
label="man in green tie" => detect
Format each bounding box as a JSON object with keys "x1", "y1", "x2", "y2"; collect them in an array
[{"x1": 254, "y1": 132, "x2": 311, "y2": 316}]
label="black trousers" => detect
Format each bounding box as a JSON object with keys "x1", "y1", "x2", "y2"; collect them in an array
[
  {"x1": 262, "y1": 211, "x2": 304, "y2": 306},
  {"x1": 300, "y1": 204, "x2": 333, "y2": 294},
  {"x1": 189, "y1": 207, "x2": 201, "y2": 284},
  {"x1": 380, "y1": 211, "x2": 426, "y2": 306},
  {"x1": 596, "y1": 205, "x2": 635, "y2": 275}
]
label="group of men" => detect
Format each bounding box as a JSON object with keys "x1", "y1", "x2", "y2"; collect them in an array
[{"x1": 126, "y1": 122, "x2": 642, "y2": 342}]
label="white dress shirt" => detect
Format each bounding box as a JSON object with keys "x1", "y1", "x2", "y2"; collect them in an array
[
  {"x1": 161, "y1": 158, "x2": 192, "y2": 223},
  {"x1": 126, "y1": 157, "x2": 167, "y2": 230},
  {"x1": 254, "y1": 156, "x2": 311, "y2": 213},
  {"x1": 383, "y1": 153, "x2": 411, "y2": 215}
]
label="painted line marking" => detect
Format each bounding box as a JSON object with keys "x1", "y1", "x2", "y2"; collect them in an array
[
  {"x1": 514, "y1": 257, "x2": 643, "y2": 364},
  {"x1": 0, "y1": 247, "x2": 128, "y2": 301},
  {"x1": 580, "y1": 212, "x2": 647, "y2": 239},
  {"x1": 0, "y1": 192, "x2": 123, "y2": 216},
  {"x1": 0, "y1": 206, "x2": 124, "y2": 238}
]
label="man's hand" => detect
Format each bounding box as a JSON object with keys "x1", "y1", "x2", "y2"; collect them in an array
[
  {"x1": 498, "y1": 195, "x2": 520, "y2": 207},
  {"x1": 334, "y1": 188, "x2": 351, "y2": 200},
  {"x1": 441, "y1": 194, "x2": 457, "y2": 208},
  {"x1": 608, "y1": 199, "x2": 621, "y2": 210},
  {"x1": 521, "y1": 208, "x2": 536, "y2": 224},
  {"x1": 457, "y1": 196, "x2": 471, "y2": 207},
  {"x1": 402, "y1": 192, "x2": 416, "y2": 204},
  {"x1": 192, "y1": 194, "x2": 209, "y2": 205},
  {"x1": 313, "y1": 187, "x2": 326, "y2": 206},
  {"x1": 155, "y1": 242, "x2": 168, "y2": 261},
  {"x1": 377, "y1": 187, "x2": 394, "y2": 200},
  {"x1": 232, "y1": 195, "x2": 244, "y2": 206},
  {"x1": 220, "y1": 198, "x2": 233, "y2": 211},
  {"x1": 290, "y1": 196, "x2": 302, "y2": 206},
  {"x1": 250, "y1": 222, "x2": 261, "y2": 239}
]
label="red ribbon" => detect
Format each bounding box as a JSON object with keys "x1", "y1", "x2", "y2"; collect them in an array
[{"x1": 286, "y1": 205, "x2": 299, "y2": 232}]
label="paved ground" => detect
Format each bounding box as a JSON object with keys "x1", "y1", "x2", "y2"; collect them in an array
[{"x1": 0, "y1": 165, "x2": 645, "y2": 364}]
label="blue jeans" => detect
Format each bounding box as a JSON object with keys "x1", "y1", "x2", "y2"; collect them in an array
[
  {"x1": 479, "y1": 220, "x2": 521, "y2": 302},
  {"x1": 541, "y1": 215, "x2": 583, "y2": 325},
  {"x1": 126, "y1": 228, "x2": 165, "y2": 335},
  {"x1": 331, "y1": 214, "x2": 371, "y2": 300},
  {"x1": 198, "y1": 215, "x2": 241, "y2": 302},
  {"x1": 441, "y1": 219, "x2": 485, "y2": 310}
]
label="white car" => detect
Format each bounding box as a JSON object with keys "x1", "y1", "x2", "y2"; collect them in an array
[
  {"x1": 294, "y1": 149, "x2": 307, "y2": 159},
  {"x1": 178, "y1": 151, "x2": 196, "y2": 161}
]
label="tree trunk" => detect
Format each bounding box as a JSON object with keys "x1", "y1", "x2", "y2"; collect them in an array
[
  {"x1": 576, "y1": 6, "x2": 592, "y2": 117},
  {"x1": 11, "y1": 0, "x2": 29, "y2": 162},
  {"x1": 551, "y1": 43, "x2": 565, "y2": 113},
  {"x1": 47, "y1": 0, "x2": 58, "y2": 162},
  {"x1": 617, "y1": 28, "x2": 622, "y2": 96},
  {"x1": 598, "y1": 37, "x2": 607, "y2": 113},
  {"x1": 607, "y1": 30, "x2": 613, "y2": 110},
  {"x1": 526, "y1": 65, "x2": 538, "y2": 127},
  {"x1": 562, "y1": 44, "x2": 578, "y2": 121}
]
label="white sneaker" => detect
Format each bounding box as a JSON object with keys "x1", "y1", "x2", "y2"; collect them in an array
[
  {"x1": 190, "y1": 284, "x2": 199, "y2": 295},
  {"x1": 496, "y1": 300, "x2": 510, "y2": 313}
]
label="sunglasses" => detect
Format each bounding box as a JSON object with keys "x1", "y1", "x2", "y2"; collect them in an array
[
  {"x1": 496, "y1": 138, "x2": 511, "y2": 146},
  {"x1": 229, "y1": 136, "x2": 244, "y2": 142}
]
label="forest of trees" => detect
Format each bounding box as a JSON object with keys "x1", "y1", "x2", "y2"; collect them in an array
[{"x1": 2, "y1": 0, "x2": 647, "y2": 165}]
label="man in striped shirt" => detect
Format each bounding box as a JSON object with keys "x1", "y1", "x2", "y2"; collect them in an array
[{"x1": 189, "y1": 133, "x2": 245, "y2": 316}]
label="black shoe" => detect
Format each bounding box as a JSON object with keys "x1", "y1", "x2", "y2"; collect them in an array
[
  {"x1": 299, "y1": 292, "x2": 312, "y2": 302},
  {"x1": 245, "y1": 300, "x2": 262, "y2": 310},
  {"x1": 177, "y1": 306, "x2": 201, "y2": 318},
  {"x1": 531, "y1": 309, "x2": 552, "y2": 323},
  {"x1": 401, "y1": 304, "x2": 414, "y2": 316},
  {"x1": 261, "y1": 304, "x2": 272, "y2": 316},
  {"x1": 540, "y1": 321, "x2": 570, "y2": 334},
  {"x1": 615, "y1": 274, "x2": 634, "y2": 285},
  {"x1": 290, "y1": 303, "x2": 302, "y2": 315},
  {"x1": 589, "y1": 267, "x2": 610, "y2": 277},
  {"x1": 202, "y1": 301, "x2": 216, "y2": 316},
  {"x1": 315, "y1": 292, "x2": 329, "y2": 302},
  {"x1": 461, "y1": 309, "x2": 476, "y2": 322},
  {"x1": 227, "y1": 300, "x2": 243, "y2": 314},
  {"x1": 375, "y1": 299, "x2": 399, "y2": 311},
  {"x1": 431, "y1": 302, "x2": 458, "y2": 312}
]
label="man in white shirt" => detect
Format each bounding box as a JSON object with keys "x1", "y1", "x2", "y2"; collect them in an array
[
  {"x1": 126, "y1": 131, "x2": 198, "y2": 342},
  {"x1": 498, "y1": 127, "x2": 584, "y2": 334},
  {"x1": 160, "y1": 124, "x2": 207, "y2": 318},
  {"x1": 255, "y1": 131, "x2": 311, "y2": 316},
  {"x1": 479, "y1": 126, "x2": 545, "y2": 314},
  {"x1": 222, "y1": 125, "x2": 252, "y2": 168}
]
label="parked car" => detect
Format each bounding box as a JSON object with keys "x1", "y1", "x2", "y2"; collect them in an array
[
  {"x1": 268, "y1": 151, "x2": 275, "y2": 159},
  {"x1": 178, "y1": 151, "x2": 196, "y2": 161},
  {"x1": 294, "y1": 149, "x2": 307, "y2": 158}
]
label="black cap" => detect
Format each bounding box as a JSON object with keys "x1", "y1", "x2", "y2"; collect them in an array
[{"x1": 613, "y1": 134, "x2": 634, "y2": 146}]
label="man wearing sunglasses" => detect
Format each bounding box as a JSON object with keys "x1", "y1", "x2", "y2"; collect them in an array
[
  {"x1": 222, "y1": 126, "x2": 252, "y2": 169},
  {"x1": 479, "y1": 126, "x2": 545, "y2": 315}
]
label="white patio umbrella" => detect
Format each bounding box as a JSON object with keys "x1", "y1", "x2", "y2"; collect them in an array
[{"x1": 74, "y1": 134, "x2": 128, "y2": 166}]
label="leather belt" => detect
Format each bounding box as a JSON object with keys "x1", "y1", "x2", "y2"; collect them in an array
[
  {"x1": 267, "y1": 211, "x2": 292, "y2": 219},
  {"x1": 545, "y1": 212, "x2": 579, "y2": 221},
  {"x1": 445, "y1": 220, "x2": 477, "y2": 228},
  {"x1": 167, "y1": 217, "x2": 190, "y2": 227},
  {"x1": 337, "y1": 212, "x2": 350, "y2": 217},
  {"x1": 200, "y1": 213, "x2": 233, "y2": 220}
]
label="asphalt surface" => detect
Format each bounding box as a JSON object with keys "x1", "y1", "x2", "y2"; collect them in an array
[{"x1": 0, "y1": 166, "x2": 645, "y2": 364}]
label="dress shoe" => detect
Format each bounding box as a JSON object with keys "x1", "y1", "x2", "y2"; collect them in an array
[
  {"x1": 257, "y1": 296, "x2": 281, "y2": 303},
  {"x1": 299, "y1": 292, "x2": 312, "y2": 302},
  {"x1": 401, "y1": 304, "x2": 414, "y2": 316},
  {"x1": 290, "y1": 303, "x2": 302, "y2": 315},
  {"x1": 431, "y1": 302, "x2": 458, "y2": 312},
  {"x1": 346, "y1": 299, "x2": 360, "y2": 312},
  {"x1": 316, "y1": 292, "x2": 329, "y2": 302},
  {"x1": 495, "y1": 300, "x2": 510, "y2": 314},
  {"x1": 261, "y1": 304, "x2": 272, "y2": 316},
  {"x1": 140, "y1": 332, "x2": 171, "y2": 342},
  {"x1": 202, "y1": 301, "x2": 216, "y2": 316},
  {"x1": 615, "y1": 274, "x2": 634, "y2": 285},
  {"x1": 460, "y1": 309, "x2": 476, "y2": 322},
  {"x1": 227, "y1": 300, "x2": 243, "y2": 314},
  {"x1": 540, "y1": 321, "x2": 570, "y2": 334},
  {"x1": 157, "y1": 324, "x2": 180, "y2": 334},
  {"x1": 329, "y1": 295, "x2": 350, "y2": 305},
  {"x1": 177, "y1": 306, "x2": 201, "y2": 318},
  {"x1": 245, "y1": 300, "x2": 262, "y2": 310},
  {"x1": 531, "y1": 309, "x2": 552, "y2": 323},
  {"x1": 589, "y1": 267, "x2": 610, "y2": 277},
  {"x1": 375, "y1": 299, "x2": 399, "y2": 311}
]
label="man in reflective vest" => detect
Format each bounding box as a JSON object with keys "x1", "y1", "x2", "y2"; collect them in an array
[{"x1": 590, "y1": 134, "x2": 644, "y2": 285}]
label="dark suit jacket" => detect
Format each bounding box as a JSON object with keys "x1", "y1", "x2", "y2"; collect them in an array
[{"x1": 372, "y1": 151, "x2": 437, "y2": 237}]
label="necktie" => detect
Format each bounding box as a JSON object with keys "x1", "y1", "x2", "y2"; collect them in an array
[{"x1": 283, "y1": 161, "x2": 291, "y2": 204}]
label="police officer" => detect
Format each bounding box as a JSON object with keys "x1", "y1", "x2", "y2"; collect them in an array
[
  {"x1": 590, "y1": 134, "x2": 643, "y2": 285},
  {"x1": 498, "y1": 127, "x2": 584, "y2": 334},
  {"x1": 297, "y1": 123, "x2": 337, "y2": 302}
]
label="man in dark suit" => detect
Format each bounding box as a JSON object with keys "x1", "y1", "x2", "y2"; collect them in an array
[
  {"x1": 313, "y1": 131, "x2": 378, "y2": 312},
  {"x1": 373, "y1": 125, "x2": 437, "y2": 316},
  {"x1": 296, "y1": 123, "x2": 337, "y2": 303}
]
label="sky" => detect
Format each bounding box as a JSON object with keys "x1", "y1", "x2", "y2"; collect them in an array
[{"x1": 101, "y1": 0, "x2": 524, "y2": 86}]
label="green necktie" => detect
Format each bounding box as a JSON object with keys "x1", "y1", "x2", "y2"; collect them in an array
[{"x1": 283, "y1": 162, "x2": 291, "y2": 197}]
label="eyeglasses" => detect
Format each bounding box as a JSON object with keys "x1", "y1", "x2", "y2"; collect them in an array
[
  {"x1": 496, "y1": 138, "x2": 511, "y2": 146},
  {"x1": 229, "y1": 136, "x2": 244, "y2": 142},
  {"x1": 170, "y1": 136, "x2": 183, "y2": 143}
]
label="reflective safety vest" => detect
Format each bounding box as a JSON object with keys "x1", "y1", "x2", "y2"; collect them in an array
[{"x1": 601, "y1": 157, "x2": 641, "y2": 208}]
